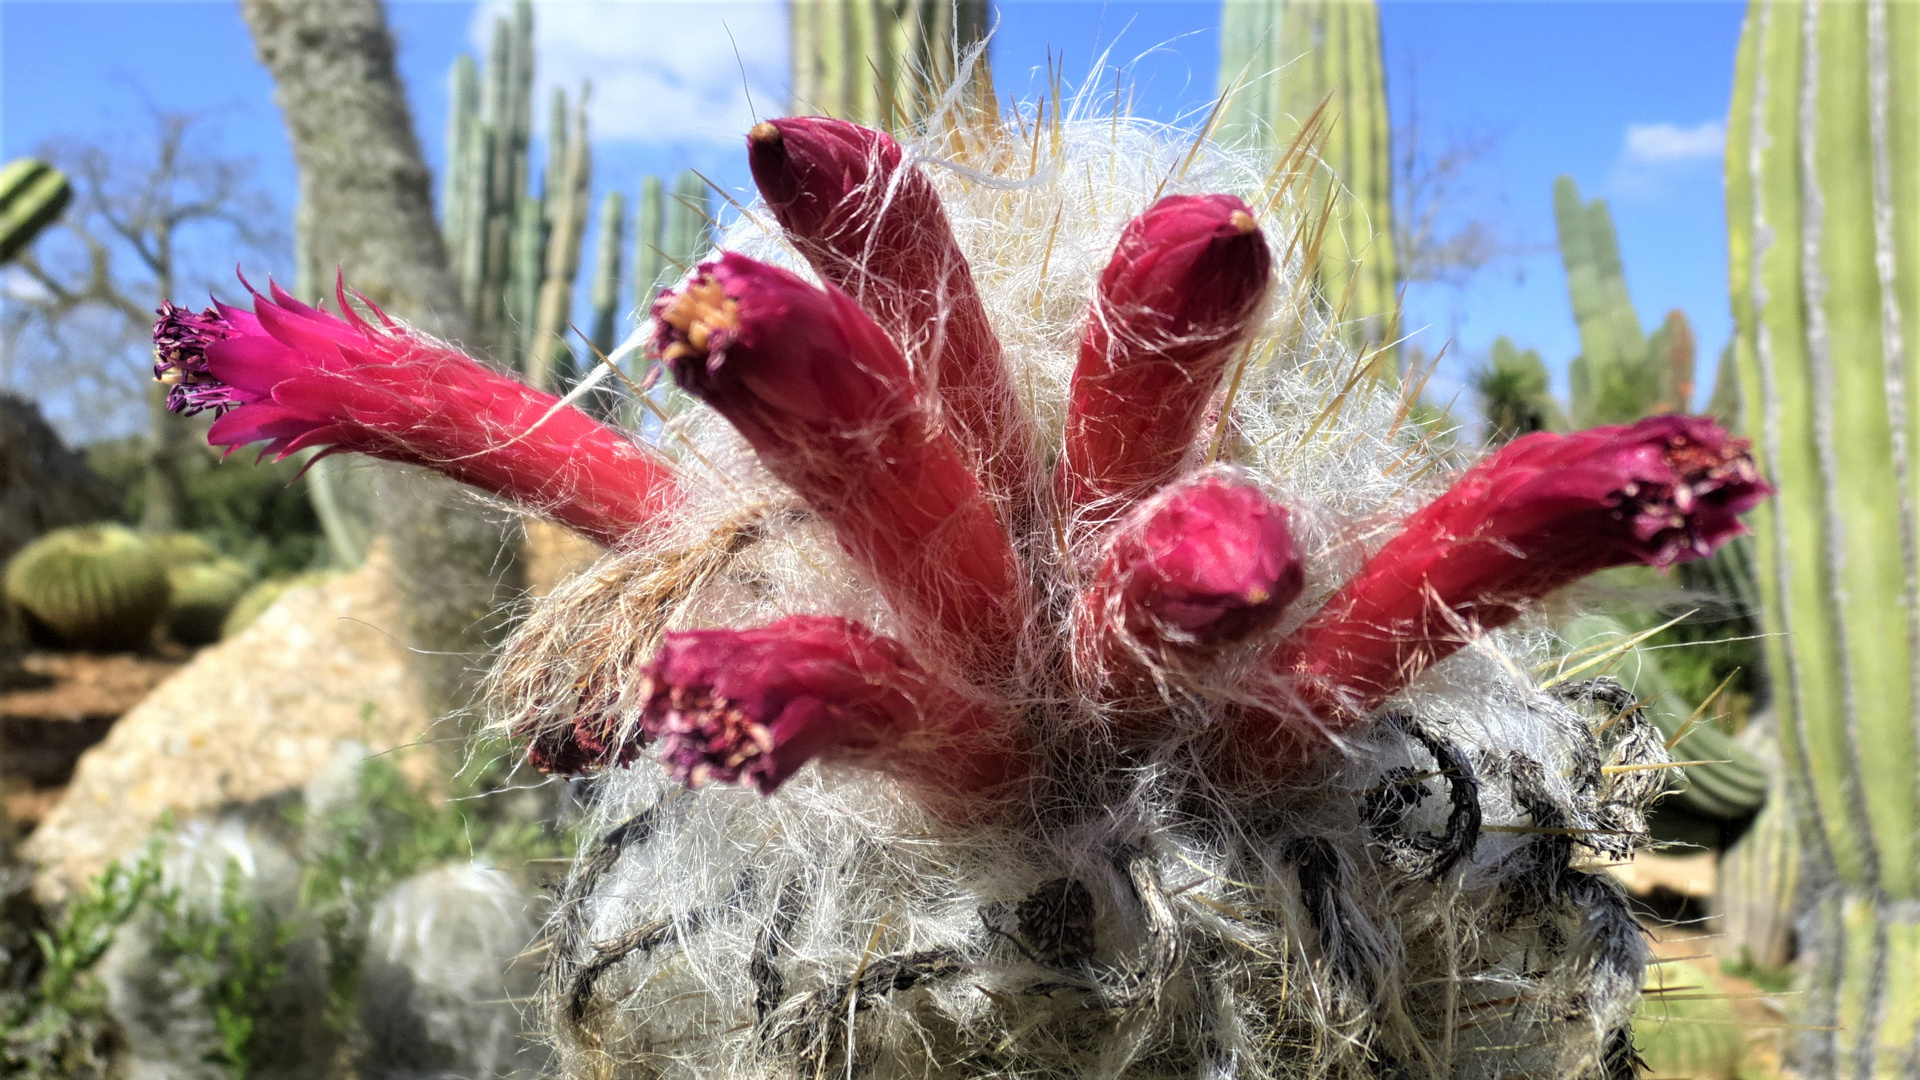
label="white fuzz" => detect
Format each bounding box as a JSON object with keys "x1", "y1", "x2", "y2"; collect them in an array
[{"x1": 493, "y1": 105, "x2": 1664, "y2": 1080}]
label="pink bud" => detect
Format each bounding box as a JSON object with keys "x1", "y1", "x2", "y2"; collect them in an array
[
  {"x1": 152, "y1": 278, "x2": 679, "y2": 547},
  {"x1": 638, "y1": 615, "x2": 1023, "y2": 806},
  {"x1": 652, "y1": 253, "x2": 1024, "y2": 678},
  {"x1": 1081, "y1": 471, "x2": 1303, "y2": 690},
  {"x1": 1059, "y1": 195, "x2": 1272, "y2": 512},
  {"x1": 1262, "y1": 415, "x2": 1770, "y2": 733},
  {"x1": 747, "y1": 118, "x2": 1033, "y2": 506}
]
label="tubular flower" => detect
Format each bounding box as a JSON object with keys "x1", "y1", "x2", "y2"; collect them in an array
[
  {"x1": 1059, "y1": 194, "x2": 1272, "y2": 512},
  {"x1": 636, "y1": 616, "x2": 1020, "y2": 803},
  {"x1": 149, "y1": 279, "x2": 679, "y2": 548},
  {"x1": 747, "y1": 117, "x2": 1034, "y2": 504},
  {"x1": 653, "y1": 252, "x2": 1024, "y2": 677},
  {"x1": 1080, "y1": 470, "x2": 1303, "y2": 690},
  {"x1": 1259, "y1": 414, "x2": 1771, "y2": 734}
]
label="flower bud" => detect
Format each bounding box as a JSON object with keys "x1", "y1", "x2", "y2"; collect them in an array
[
  {"x1": 1266, "y1": 415, "x2": 1770, "y2": 730},
  {"x1": 1081, "y1": 471, "x2": 1303, "y2": 688},
  {"x1": 151, "y1": 277, "x2": 680, "y2": 547},
  {"x1": 1060, "y1": 194, "x2": 1272, "y2": 511},
  {"x1": 747, "y1": 117, "x2": 1033, "y2": 505},
  {"x1": 638, "y1": 615, "x2": 1022, "y2": 803},
  {"x1": 653, "y1": 253, "x2": 1024, "y2": 677}
]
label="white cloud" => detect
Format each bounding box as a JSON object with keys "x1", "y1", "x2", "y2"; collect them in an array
[
  {"x1": 1622, "y1": 121, "x2": 1725, "y2": 164},
  {"x1": 470, "y1": 1, "x2": 788, "y2": 145}
]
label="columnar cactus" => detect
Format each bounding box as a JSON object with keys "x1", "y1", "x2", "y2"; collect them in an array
[
  {"x1": 1219, "y1": 0, "x2": 1399, "y2": 365},
  {"x1": 788, "y1": 0, "x2": 989, "y2": 129},
  {"x1": 0, "y1": 157, "x2": 73, "y2": 264},
  {"x1": 1554, "y1": 176, "x2": 1696, "y2": 425},
  {"x1": 1725, "y1": 1, "x2": 1920, "y2": 1074},
  {"x1": 588, "y1": 190, "x2": 626, "y2": 368},
  {"x1": 632, "y1": 174, "x2": 667, "y2": 314},
  {"x1": 529, "y1": 85, "x2": 593, "y2": 392}
]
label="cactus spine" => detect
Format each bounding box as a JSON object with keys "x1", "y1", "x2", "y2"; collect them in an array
[
  {"x1": 1554, "y1": 176, "x2": 1697, "y2": 424},
  {"x1": 789, "y1": 0, "x2": 989, "y2": 129},
  {"x1": 1218, "y1": 0, "x2": 1399, "y2": 367},
  {"x1": 0, "y1": 158, "x2": 72, "y2": 264},
  {"x1": 1726, "y1": 1, "x2": 1920, "y2": 1074}
]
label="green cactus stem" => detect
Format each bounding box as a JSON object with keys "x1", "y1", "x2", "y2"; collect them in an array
[
  {"x1": 528, "y1": 85, "x2": 592, "y2": 393},
  {"x1": 665, "y1": 170, "x2": 710, "y2": 277},
  {"x1": 1633, "y1": 960, "x2": 1746, "y2": 1080},
  {"x1": 4, "y1": 525, "x2": 169, "y2": 651},
  {"x1": 165, "y1": 557, "x2": 256, "y2": 646},
  {"x1": 1726, "y1": 1, "x2": 1920, "y2": 1074},
  {"x1": 1219, "y1": 0, "x2": 1399, "y2": 370},
  {"x1": 789, "y1": 0, "x2": 989, "y2": 129},
  {"x1": 442, "y1": 54, "x2": 481, "y2": 300},
  {"x1": 633, "y1": 175, "x2": 667, "y2": 316},
  {"x1": 588, "y1": 190, "x2": 626, "y2": 370},
  {"x1": 0, "y1": 158, "x2": 73, "y2": 264}
]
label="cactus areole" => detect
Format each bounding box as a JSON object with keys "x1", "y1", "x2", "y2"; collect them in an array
[{"x1": 160, "y1": 112, "x2": 1770, "y2": 1078}]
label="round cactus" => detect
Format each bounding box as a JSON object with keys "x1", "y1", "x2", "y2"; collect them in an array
[
  {"x1": 149, "y1": 531, "x2": 219, "y2": 568},
  {"x1": 220, "y1": 572, "x2": 332, "y2": 640},
  {"x1": 4, "y1": 524, "x2": 169, "y2": 650},
  {"x1": 165, "y1": 557, "x2": 255, "y2": 645}
]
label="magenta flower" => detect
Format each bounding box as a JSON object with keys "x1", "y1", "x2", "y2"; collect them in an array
[
  {"x1": 652, "y1": 252, "x2": 1024, "y2": 678},
  {"x1": 1254, "y1": 414, "x2": 1770, "y2": 740},
  {"x1": 151, "y1": 278, "x2": 679, "y2": 547},
  {"x1": 747, "y1": 117, "x2": 1034, "y2": 504},
  {"x1": 637, "y1": 615, "x2": 1021, "y2": 806},
  {"x1": 1059, "y1": 195, "x2": 1272, "y2": 511},
  {"x1": 1080, "y1": 471, "x2": 1303, "y2": 691}
]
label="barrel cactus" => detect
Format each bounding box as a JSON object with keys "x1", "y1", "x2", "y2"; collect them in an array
[
  {"x1": 4, "y1": 524, "x2": 169, "y2": 650},
  {"x1": 164, "y1": 557, "x2": 255, "y2": 646}
]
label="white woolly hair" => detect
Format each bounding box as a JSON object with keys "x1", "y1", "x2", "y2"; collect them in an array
[{"x1": 490, "y1": 78, "x2": 1666, "y2": 1080}]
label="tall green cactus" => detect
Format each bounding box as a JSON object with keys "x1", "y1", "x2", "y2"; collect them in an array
[
  {"x1": 528, "y1": 85, "x2": 592, "y2": 392},
  {"x1": 1726, "y1": 2, "x2": 1920, "y2": 1075},
  {"x1": 588, "y1": 190, "x2": 626, "y2": 368},
  {"x1": 789, "y1": 0, "x2": 989, "y2": 129},
  {"x1": 1218, "y1": 0, "x2": 1399, "y2": 367},
  {"x1": 440, "y1": 0, "x2": 534, "y2": 360},
  {"x1": 666, "y1": 170, "x2": 711, "y2": 277},
  {"x1": 0, "y1": 158, "x2": 72, "y2": 264},
  {"x1": 633, "y1": 175, "x2": 667, "y2": 317},
  {"x1": 1554, "y1": 177, "x2": 1697, "y2": 425}
]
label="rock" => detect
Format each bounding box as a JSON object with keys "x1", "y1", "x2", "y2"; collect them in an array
[{"x1": 24, "y1": 546, "x2": 433, "y2": 903}]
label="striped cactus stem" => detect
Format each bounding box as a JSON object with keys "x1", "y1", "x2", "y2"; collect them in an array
[
  {"x1": 1218, "y1": 0, "x2": 1398, "y2": 370},
  {"x1": 0, "y1": 158, "x2": 72, "y2": 264},
  {"x1": 441, "y1": 0, "x2": 533, "y2": 352},
  {"x1": 789, "y1": 0, "x2": 989, "y2": 130},
  {"x1": 1633, "y1": 960, "x2": 1747, "y2": 1080},
  {"x1": 1726, "y1": 1, "x2": 1920, "y2": 1075},
  {"x1": 633, "y1": 174, "x2": 668, "y2": 315},
  {"x1": 1555, "y1": 175, "x2": 1647, "y2": 425},
  {"x1": 442, "y1": 53, "x2": 481, "y2": 300},
  {"x1": 1716, "y1": 721, "x2": 1801, "y2": 977},
  {"x1": 529, "y1": 85, "x2": 592, "y2": 393},
  {"x1": 507, "y1": 191, "x2": 544, "y2": 369},
  {"x1": 666, "y1": 170, "x2": 710, "y2": 275},
  {"x1": 588, "y1": 189, "x2": 626, "y2": 376}
]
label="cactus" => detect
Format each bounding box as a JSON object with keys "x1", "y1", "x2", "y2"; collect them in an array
[
  {"x1": 1725, "y1": 2, "x2": 1920, "y2": 1074},
  {"x1": 588, "y1": 190, "x2": 626, "y2": 369},
  {"x1": 788, "y1": 0, "x2": 989, "y2": 129},
  {"x1": 164, "y1": 558, "x2": 255, "y2": 646},
  {"x1": 528, "y1": 85, "x2": 593, "y2": 392},
  {"x1": 1473, "y1": 336, "x2": 1562, "y2": 444},
  {"x1": 4, "y1": 524, "x2": 169, "y2": 651},
  {"x1": 0, "y1": 158, "x2": 72, "y2": 264},
  {"x1": 1632, "y1": 960, "x2": 1746, "y2": 1080},
  {"x1": 1554, "y1": 176, "x2": 1697, "y2": 424},
  {"x1": 1219, "y1": 0, "x2": 1399, "y2": 367},
  {"x1": 632, "y1": 174, "x2": 667, "y2": 315},
  {"x1": 441, "y1": 0, "x2": 534, "y2": 359},
  {"x1": 666, "y1": 170, "x2": 711, "y2": 276}
]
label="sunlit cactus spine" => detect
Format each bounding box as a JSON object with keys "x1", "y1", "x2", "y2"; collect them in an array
[
  {"x1": 1554, "y1": 176, "x2": 1696, "y2": 425},
  {"x1": 1219, "y1": 0, "x2": 1399, "y2": 368},
  {"x1": 1725, "y1": 1, "x2": 1920, "y2": 1075},
  {"x1": 4, "y1": 525, "x2": 169, "y2": 651},
  {"x1": 0, "y1": 157, "x2": 72, "y2": 264},
  {"x1": 789, "y1": 0, "x2": 988, "y2": 129}
]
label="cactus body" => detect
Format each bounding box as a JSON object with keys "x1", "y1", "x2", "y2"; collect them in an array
[
  {"x1": 4, "y1": 524, "x2": 169, "y2": 651},
  {"x1": 633, "y1": 174, "x2": 667, "y2": 315},
  {"x1": 1726, "y1": 1, "x2": 1920, "y2": 1074},
  {"x1": 666, "y1": 169, "x2": 710, "y2": 278},
  {"x1": 1633, "y1": 960, "x2": 1746, "y2": 1080},
  {"x1": 789, "y1": 0, "x2": 988, "y2": 129},
  {"x1": 1474, "y1": 336, "x2": 1561, "y2": 444},
  {"x1": 1219, "y1": 0, "x2": 1399, "y2": 365},
  {"x1": 0, "y1": 158, "x2": 72, "y2": 264},
  {"x1": 588, "y1": 190, "x2": 626, "y2": 367},
  {"x1": 165, "y1": 557, "x2": 255, "y2": 646},
  {"x1": 529, "y1": 86, "x2": 593, "y2": 392}
]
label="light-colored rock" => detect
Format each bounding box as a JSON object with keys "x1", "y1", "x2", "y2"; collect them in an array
[{"x1": 25, "y1": 546, "x2": 433, "y2": 902}]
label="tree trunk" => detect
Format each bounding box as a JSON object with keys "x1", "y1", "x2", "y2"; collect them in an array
[{"x1": 241, "y1": 0, "x2": 523, "y2": 719}]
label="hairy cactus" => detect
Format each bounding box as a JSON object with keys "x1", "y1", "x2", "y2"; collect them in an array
[
  {"x1": 789, "y1": 0, "x2": 988, "y2": 129},
  {"x1": 1219, "y1": 0, "x2": 1399, "y2": 366},
  {"x1": 4, "y1": 524, "x2": 168, "y2": 651},
  {"x1": 0, "y1": 158, "x2": 72, "y2": 264},
  {"x1": 1726, "y1": 1, "x2": 1920, "y2": 1074},
  {"x1": 165, "y1": 557, "x2": 255, "y2": 646}
]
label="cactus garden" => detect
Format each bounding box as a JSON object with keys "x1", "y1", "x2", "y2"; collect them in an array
[{"x1": 0, "y1": 1, "x2": 1910, "y2": 1078}]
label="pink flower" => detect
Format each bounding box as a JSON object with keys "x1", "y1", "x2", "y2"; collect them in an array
[
  {"x1": 747, "y1": 118, "x2": 1033, "y2": 504},
  {"x1": 1259, "y1": 415, "x2": 1770, "y2": 733},
  {"x1": 150, "y1": 278, "x2": 679, "y2": 548},
  {"x1": 1059, "y1": 195, "x2": 1272, "y2": 511},
  {"x1": 1080, "y1": 471, "x2": 1303, "y2": 689},
  {"x1": 652, "y1": 252, "x2": 1024, "y2": 678},
  {"x1": 638, "y1": 615, "x2": 1022, "y2": 805}
]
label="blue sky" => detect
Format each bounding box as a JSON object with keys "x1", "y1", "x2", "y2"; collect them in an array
[{"x1": 2, "y1": 0, "x2": 1746, "y2": 434}]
